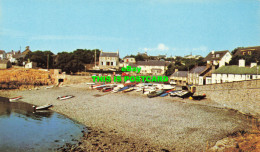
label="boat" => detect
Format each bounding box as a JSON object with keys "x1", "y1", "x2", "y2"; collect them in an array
[
  {"x1": 169, "y1": 90, "x2": 182, "y2": 97},
  {"x1": 57, "y1": 95, "x2": 74, "y2": 100},
  {"x1": 118, "y1": 86, "x2": 129, "y2": 92},
  {"x1": 147, "y1": 90, "x2": 165, "y2": 98},
  {"x1": 33, "y1": 104, "x2": 53, "y2": 110},
  {"x1": 190, "y1": 94, "x2": 206, "y2": 100},
  {"x1": 177, "y1": 91, "x2": 194, "y2": 99},
  {"x1": 9, "y1": 96, "x2": 22, "y2": 102},
  {"x1": 102, "y1": 87, "x2": 113, "y2": 92},
  {"x1": 123, "y1": 87, "x2": 135, "y2": 93}
]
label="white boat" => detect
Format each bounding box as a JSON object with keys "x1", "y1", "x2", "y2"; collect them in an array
[
  {"x1": 57, "y1": 95, "x2": 74, "y2": 100},
  {"x1": 9, "y1": 96, "x2": 22, "y2": 102},
  {"x1": 46, "y1": 85, "x2": 54, "y2": 89},
  {"x1": 33, "y1": 104, "x2": 53, "y2": 110}
]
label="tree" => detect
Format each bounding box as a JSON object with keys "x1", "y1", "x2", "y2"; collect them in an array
[
  {"x1": 25, "y1": 50, "x2": 54, "y2": 68},
  {"x1": 54, "y1": 49, "x2": 101, "y2": 74}
]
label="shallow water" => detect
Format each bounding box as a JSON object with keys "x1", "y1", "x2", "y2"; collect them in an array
[{"x1": 0, "y1": 97, "x2": 85, "y2": 152}]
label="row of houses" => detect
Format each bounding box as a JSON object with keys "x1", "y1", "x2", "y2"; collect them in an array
[
  {"x1": 170, "y1": 46, "x2": 260, "y2": 86},
  {"x1": 0, "y1": 46, "x2": 36, "y2": 69},
  {"x1": 93, "y1": 50, "x2": 170, "y2": 75}
]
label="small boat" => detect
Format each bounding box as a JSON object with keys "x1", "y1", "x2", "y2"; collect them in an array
[
  {"x1": 177, "y1": 91, "x2": 194, "y2": 99},
  {"x1": 160, "y1": 92, "x2": 169, "y2": 97},
  {"x1": 118, "y1": 86, "x2": 129, "y2": 92},
  {"x1": 102, "y1": 87, "x2": 112, "y2": 92},
  {"x1": 46, "y1": 85, "x2": 54, "y2": 89},
  {"x1": 169, "y1": 90, "x2": 182, "y2": 97},
  {"x1": 9, "y1": 96, "x2": 22, "y2": 102},
  {"x1": 190, "y1": 94, "x2": 206, "y2": 100},
  {"x1": 147, "y1": 90, "x2": 165, "y2": 98},
  {"x1": 33, "y1": 104, "x2": 53, "y2": 110},
  {"x1": 57, "y1": 95, "x2": 74, "y2": 100},
  {"x1": 123, "y1": 87, "x2": 135, "y2": 93}
]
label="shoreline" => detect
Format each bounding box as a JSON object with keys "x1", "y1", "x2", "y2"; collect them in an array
[{"x1": 0, "y1": 83, "x2": 258, "y2": 151}]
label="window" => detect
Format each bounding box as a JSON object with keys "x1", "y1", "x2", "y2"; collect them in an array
[
  {"x1": 111, "y1": 62, "x2": 113, "y2": 66},
  {"x1": 216, "y1": 54, "x2": 220, "y2": 58}
]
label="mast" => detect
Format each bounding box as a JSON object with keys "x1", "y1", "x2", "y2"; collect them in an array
[{"x1": 94, "y1": 49, "x2": 96, "y2": 67}]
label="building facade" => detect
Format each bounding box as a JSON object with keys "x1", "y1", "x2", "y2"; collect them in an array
[
  {"x1": 204, "y1": 50, "x2": 232, "y2": 67},
  {"x1": 98, "y1": 51, "x2": 120, "y2": 70}
]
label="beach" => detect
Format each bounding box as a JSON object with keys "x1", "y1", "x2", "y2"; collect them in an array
[{"x1": 0, "y1": 84, "x2": 256, "y2": 151}]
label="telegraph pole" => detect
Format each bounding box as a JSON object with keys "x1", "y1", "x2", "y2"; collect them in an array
[{"x1": 47, "y1": 54, "x2": 49, "y2": 70}]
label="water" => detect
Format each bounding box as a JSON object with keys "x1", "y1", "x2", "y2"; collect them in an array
[{"x1": 0, "y1": 97, "x2": 85, "y2": 152}]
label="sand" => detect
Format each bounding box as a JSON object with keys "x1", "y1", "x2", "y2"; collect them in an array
[{"x1": 0, "y1": 84, "x2": 256, "y2": 151}]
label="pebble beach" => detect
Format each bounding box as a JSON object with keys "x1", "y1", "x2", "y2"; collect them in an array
[{"x1": 0, "y1": 84, "x2": 256, "y2": 151}]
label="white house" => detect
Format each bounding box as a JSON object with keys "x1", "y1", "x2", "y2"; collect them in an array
[
  {"x1": 212, "y1": 59, "x2": 260, "y2": 83},
  {"x1": 98, "y1": 51, "x2": 120, "y2": 70},
  {"x1": 24, "y1": 62, "x2": 37, "y2": 69},
  {"x1": 204, "y1": 50, "x2": 232, "y2": 67},
  {"x1": 123, "y1": 56, "x2": 136, "y2": 67},
  {"x1": 0, "y1": 50, "x2": 6, "y2": 60}
]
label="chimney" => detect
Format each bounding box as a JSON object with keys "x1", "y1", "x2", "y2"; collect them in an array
[
  {"x1": 211, "y1": 50, "x2": 215, "y2": 54},
  {"x1": 250, "y1": 62, "x2": 257, "y2": 68},
  {"x1": 239, "y1": 59, "x2": 245, "y2": 67}
]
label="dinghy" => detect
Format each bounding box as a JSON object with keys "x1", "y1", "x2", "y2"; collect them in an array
[
  {"x1": 9, "y1": 96, "x2": 22, "y2": 102},
  {"x1": 57, "y1": 95, "x2": 74, "y2": 100},
  {"x1": 33, "y1": 104, "x2": 53, "y2": 110}
]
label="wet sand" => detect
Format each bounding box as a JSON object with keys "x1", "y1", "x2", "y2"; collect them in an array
[{"x1": 0, "y1": 84, "x2": 256, "y2": 151}]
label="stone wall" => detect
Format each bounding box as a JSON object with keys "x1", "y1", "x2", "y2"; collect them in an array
[{"x1": 196, "y1": 80, "x2": 260, "y2": 117}]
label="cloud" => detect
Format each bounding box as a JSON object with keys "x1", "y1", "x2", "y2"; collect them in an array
[{"x1": 141, "y1": 43, "x2": 170, "y2": 52}]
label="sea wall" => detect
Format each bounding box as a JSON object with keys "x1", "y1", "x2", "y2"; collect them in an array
[{"x1": 196, "y1": 80, "x2": 260, "y2": 117}]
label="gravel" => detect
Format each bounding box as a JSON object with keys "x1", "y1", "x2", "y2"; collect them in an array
[{"x1": 1, "y1": 84, "x2": 255, "y2": 151}]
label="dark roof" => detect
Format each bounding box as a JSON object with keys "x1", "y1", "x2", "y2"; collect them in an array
[
  {"x1": 204, "y1": 50, "x2": 229, "y2": 61},
  {"x1": 0, "y1": 50, "x2": 5, "y2": 54},
  {"x1": 123, "y1": 56, "x2": 134, "y2": 59},
  {"x1": 190, "y1": 66, "x2": 207, "y2": 74},
  {"x1": 130, "y1": 60, "x2": 168, "y2": 66},
  {"x1": 234, "y1": 46, "x2": 260, "y2": 56},
  {"x1": 13, "y1": 54, "x2": 25, "y2": 58},
  {"x1": 100, "y1": 52, "x2": 119, "y2": 57},
  {"x1": 170, "y1": 71, "x2": 188, "y2": 77},
  {"x1": 213, "y1": 65, "x2": 260, "y2": 74}
]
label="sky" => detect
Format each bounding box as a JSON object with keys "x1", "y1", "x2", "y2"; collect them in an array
[{"x1": 0, "y1": 0, "x2": 259, "y2": 58}]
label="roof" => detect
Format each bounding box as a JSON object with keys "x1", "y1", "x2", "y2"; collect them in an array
[
  {"x1": 100, "y1": 52, "x2": 119, "y2": 57},
  {"x1": 190, "y1": 66, "x2": 207, "y2": 74},
  {"x1": 170, "y1": 71, "x2": 188, "y2": 77},
  {"x1": 213, "y1": 65, "x2": 260, "y2": 75},
  {"x1": 13, "y1": 54, "x2": 25, "y2": 58},
  {"x1": 130, "y1": 60, "x2": 168, "y2": 66},
  {"x1": 204, "y1": 50, "x2": 229, "y2": 61},
  {"x1": 234, "y1": 46, "x2": 260, "y2": 56},
  {"x1": 123, "y1": 56, "x2": 135, "y2": 59}
]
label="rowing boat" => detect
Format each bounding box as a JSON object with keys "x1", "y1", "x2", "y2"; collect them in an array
[
  {"x1": 33, "y1": 104, "x2": 53, "y2": 110},
  {"x1": 9, "y1": 96, "x2": 22, "y2": 102},
  {"x1": 57, "y1": 95, "x2": 74, "y2": 100}
]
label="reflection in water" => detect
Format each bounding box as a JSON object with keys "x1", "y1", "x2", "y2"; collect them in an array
[{"x1": 0, "y1": 97, "x2": 85, "y2": 152}]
